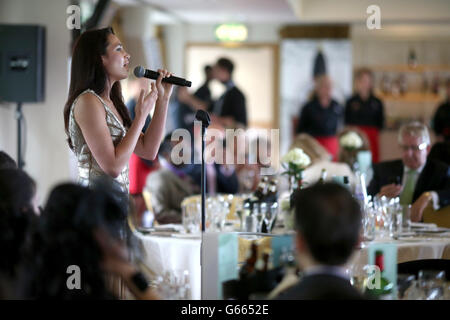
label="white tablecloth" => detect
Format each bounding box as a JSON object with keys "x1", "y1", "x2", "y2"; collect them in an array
[
  {"x1": 135, "y1": 232, "x2": 202, "y2": 299},
  {"x1": 135, "y1": 231, "x2": 450, "y2": 300},
  {"x1": 350, "y1": 236, "x2": 450, "y2": 271}
]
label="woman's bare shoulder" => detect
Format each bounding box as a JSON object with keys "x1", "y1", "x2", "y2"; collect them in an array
[{"x1": 73, "y1": 91, "x2": 106, "y2": 123}]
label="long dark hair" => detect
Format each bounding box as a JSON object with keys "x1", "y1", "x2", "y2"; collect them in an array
[
  {"x1": 63, "y1": 27, "x2": 132, "y2": 150},
  {"x1": 0, "y1": 169, "x2": 36, "y2": 277},
  {"x1": 21, "y1": 181, "x2": 127, "y2": 299}
]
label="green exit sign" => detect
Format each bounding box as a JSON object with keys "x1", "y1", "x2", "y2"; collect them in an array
[{"x1": 215, "y1": 24, "x2": 248, "y2": 42}]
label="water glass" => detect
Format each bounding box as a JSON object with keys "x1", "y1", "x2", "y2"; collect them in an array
[
  {"x1": 256, "y1": 203, "x2": 266, "y2": 233},
  {"x1": 182, "y1": 202, "x2": 200, "y2": 234},
  {"x1": 264, "y1": 202, "x2": 278, "y2": 233},
  {"x1": 402, "y1": 204, "x2": 412, "y2": 231},
  {"x1": 363, "y1": 205, "x2": 376, "y2": 241}
]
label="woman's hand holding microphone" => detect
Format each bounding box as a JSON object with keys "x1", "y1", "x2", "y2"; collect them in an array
[{"x1": 134, "y1": 69, "x2": 173, "y2": 127}]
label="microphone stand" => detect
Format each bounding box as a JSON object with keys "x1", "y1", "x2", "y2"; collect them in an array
[
  {"x1": 16, "y1": 102, "x2": 25, "y2": 169},
  {"x1": 201, "y1": 122, "x2": 207, "y2": 232},
  {"x1": 194, "y1": 110, "x2": 211, "y2": 233},
  {"x1": 195, "y1": 110, "x2": 210, "y2": 300}
]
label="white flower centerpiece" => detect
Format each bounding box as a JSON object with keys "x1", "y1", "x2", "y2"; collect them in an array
[
  {"x1": 340, "y1": 131, "x2": 364, "y2": 170},
  {"x1": 281, "y1": 148, "x2": 311, "y2": 193},
  {"x1": 340, "y1": 131, "x2": 363, "y2": 150}
]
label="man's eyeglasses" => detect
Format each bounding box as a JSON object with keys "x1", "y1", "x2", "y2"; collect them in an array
[{"x1": 399, "y1": 142, "x2": 427, "y2": 152}]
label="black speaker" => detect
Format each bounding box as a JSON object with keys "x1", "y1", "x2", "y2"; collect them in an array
[{"x1": 0, "y1": 24, "x2": 46, "y2": 103}]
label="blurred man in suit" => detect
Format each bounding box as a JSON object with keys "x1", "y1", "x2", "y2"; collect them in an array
[
  {"x1": 276, "y1": 182, "x2": 364, "y2": 300},
  {"x1": 367, "y1": 122, "x2": 450, "y2": 222},
  {"x1": 145, "y1": 133, "x2": 199, "y2": 224}
]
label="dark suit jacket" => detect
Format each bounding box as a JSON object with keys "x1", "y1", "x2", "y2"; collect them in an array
[
  {"x1": 211, "y1": 86, "x2": 247, "y2": 128},
  {"x1": 276, "y1": 274, "x2": 364, "y2": 300},
  {"x1": 367, "y1": 159, "x2": 450, "y2": 208},
  {"x1": 184, "y1": 163, "x2": 239, "y2": 195}
]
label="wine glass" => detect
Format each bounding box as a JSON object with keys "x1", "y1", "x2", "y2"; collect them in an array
[
  {"x1": 264, "y1": 202, "x2": 278, "y2": 233},
  {"x1": 254, "y1": 203, "x2": 265, "y2": 233}
]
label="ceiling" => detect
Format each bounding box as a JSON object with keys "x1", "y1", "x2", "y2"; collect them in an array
[
  {"x1": 113, "y1": 0, "x2": 299, "y2": 23},
  {"x1": 111, "y1": 0, "x2": 450, "y2": 24}
]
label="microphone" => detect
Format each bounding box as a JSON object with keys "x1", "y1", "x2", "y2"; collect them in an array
[
  {"x1": 133, "y1": 66, "x2": 192, "y2": 87},
  {"x1": 195, "y1": 110, "x2": 211, "y2": 128}
]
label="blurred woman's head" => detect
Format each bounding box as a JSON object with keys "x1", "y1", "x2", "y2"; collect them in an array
[
  {"x1": 314, "y1": 75, "x2": 332, "y2": 106},
  {"x1": 354, "y1": 68, "x2": 374, "y2": 99},
  {"x1": 0, "y1": 169, "x2": 37, "y2": 277},
  {"x1": 63, "y1": 27, "x2": 132, "y2": 150},
  {"x1": 23, "y1": 181, "x2": 128, "y2": 299}
]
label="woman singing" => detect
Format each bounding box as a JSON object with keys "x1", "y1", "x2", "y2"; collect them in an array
[{"x1": 64, "y1": 27, "x2": 173, "y2": 193}]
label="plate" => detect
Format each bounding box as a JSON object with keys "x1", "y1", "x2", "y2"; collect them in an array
[
  {"x1": 414, "y1": 228, "x2": 450, "y2": 234},
  {"x1": 171, "y1": 233, "x2": 201, "y2": 239}
]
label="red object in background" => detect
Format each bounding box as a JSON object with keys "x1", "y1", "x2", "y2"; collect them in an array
[
  {"x1": 129, "y1": 153, "x2": 159, "y2": 195},
  {"x1": 356, "y1": 125, "x2": 380, "y2": 163},
  {"x1": 315, "y1": 136, "x2": 339, "y2": 161}
]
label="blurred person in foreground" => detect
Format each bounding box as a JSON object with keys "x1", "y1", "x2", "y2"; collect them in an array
[
  {"x1": 144, "y1": 133, "x2": 199, "y2": 224},
  {"x1": 276, "y1": 182, "x2": 364, "y2": 300},
  {"x1": 345, "y1": 68, "x2": 385, "y2": 163},
  {"x1": 367, "y1": 122, "x2": 450, "y2": 222},
  {"x1": 296, "y1": 75, "x2": 344, "y2": 160},
  {"x1": 432, "y1": 78, "x2": 450, "y2": 142},
  {"x1": 20, "y1": 180, "x2": 159, "y2": 300},
  {"x1": 0, "y1": 169, "x2": 39, "y2": 299},
  {"x1": 0, "y1": 151, "x2": 17, "y2": 170}
]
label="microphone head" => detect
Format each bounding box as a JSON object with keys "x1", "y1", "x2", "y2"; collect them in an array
[
  {"x1": 133, "y1": 65, "x2": 145, "y2": 78},
  {"x1": 195, "y1": 110, "x2": 211, "y2": 127}
]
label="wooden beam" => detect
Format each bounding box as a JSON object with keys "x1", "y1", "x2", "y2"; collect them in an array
[{"x1": 279, "y1": 25, "x2": 349, "y2": 39}]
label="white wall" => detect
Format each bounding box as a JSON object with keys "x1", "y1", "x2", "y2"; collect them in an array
[
  {"x1": 0, "y1": 0, "x2": 72, "y2": 204},
  {"x1": 163, "y1": 23, "x2": 282, "y2": 76},
  {"x1": 185, "y1": 45, "x2": 275, "y2": 128}
]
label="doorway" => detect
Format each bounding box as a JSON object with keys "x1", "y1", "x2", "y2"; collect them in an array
[{"x1": 185, "y1": 43, "x2": 279, "y2": 129}]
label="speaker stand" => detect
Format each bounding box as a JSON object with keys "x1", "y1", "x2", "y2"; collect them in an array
[{"x1": 15, "y1": 102, "x2": 25, "y2": 169}]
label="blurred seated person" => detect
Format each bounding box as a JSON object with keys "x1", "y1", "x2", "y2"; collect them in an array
[
  {"x1": 367, "y1": 122, "x2": 450, "y2": 222},
  {"x1": 345, "y1": 68, "x2": 385, "y2": 163},
  {"x1": 0, "y1": 150, "x2": 17, "y2": 170},
  {"x1": 145, "y1": 133, "x2": 199, "y2": 224},
  {"x1": 184, "y1": 126, "x2": 239, "y2": 195},
  {"x1": 0, "y1": 169, "x2": 38, "y2": 299},
  {"x1": 296, "y1": 75, "x2": 344, "y2": 160},
  {"x1": 290, "y1": 133, "x2": 355, "y2": 187},
  {"x1": 276, "y1": 182, "x2": 363, "y2": 300},
  {"x1": 432, "y1": 78, "x2": 450, "y2": 142},
  {"x1": 21, "y1": 181, "x2": 159, "y2": 300}
]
